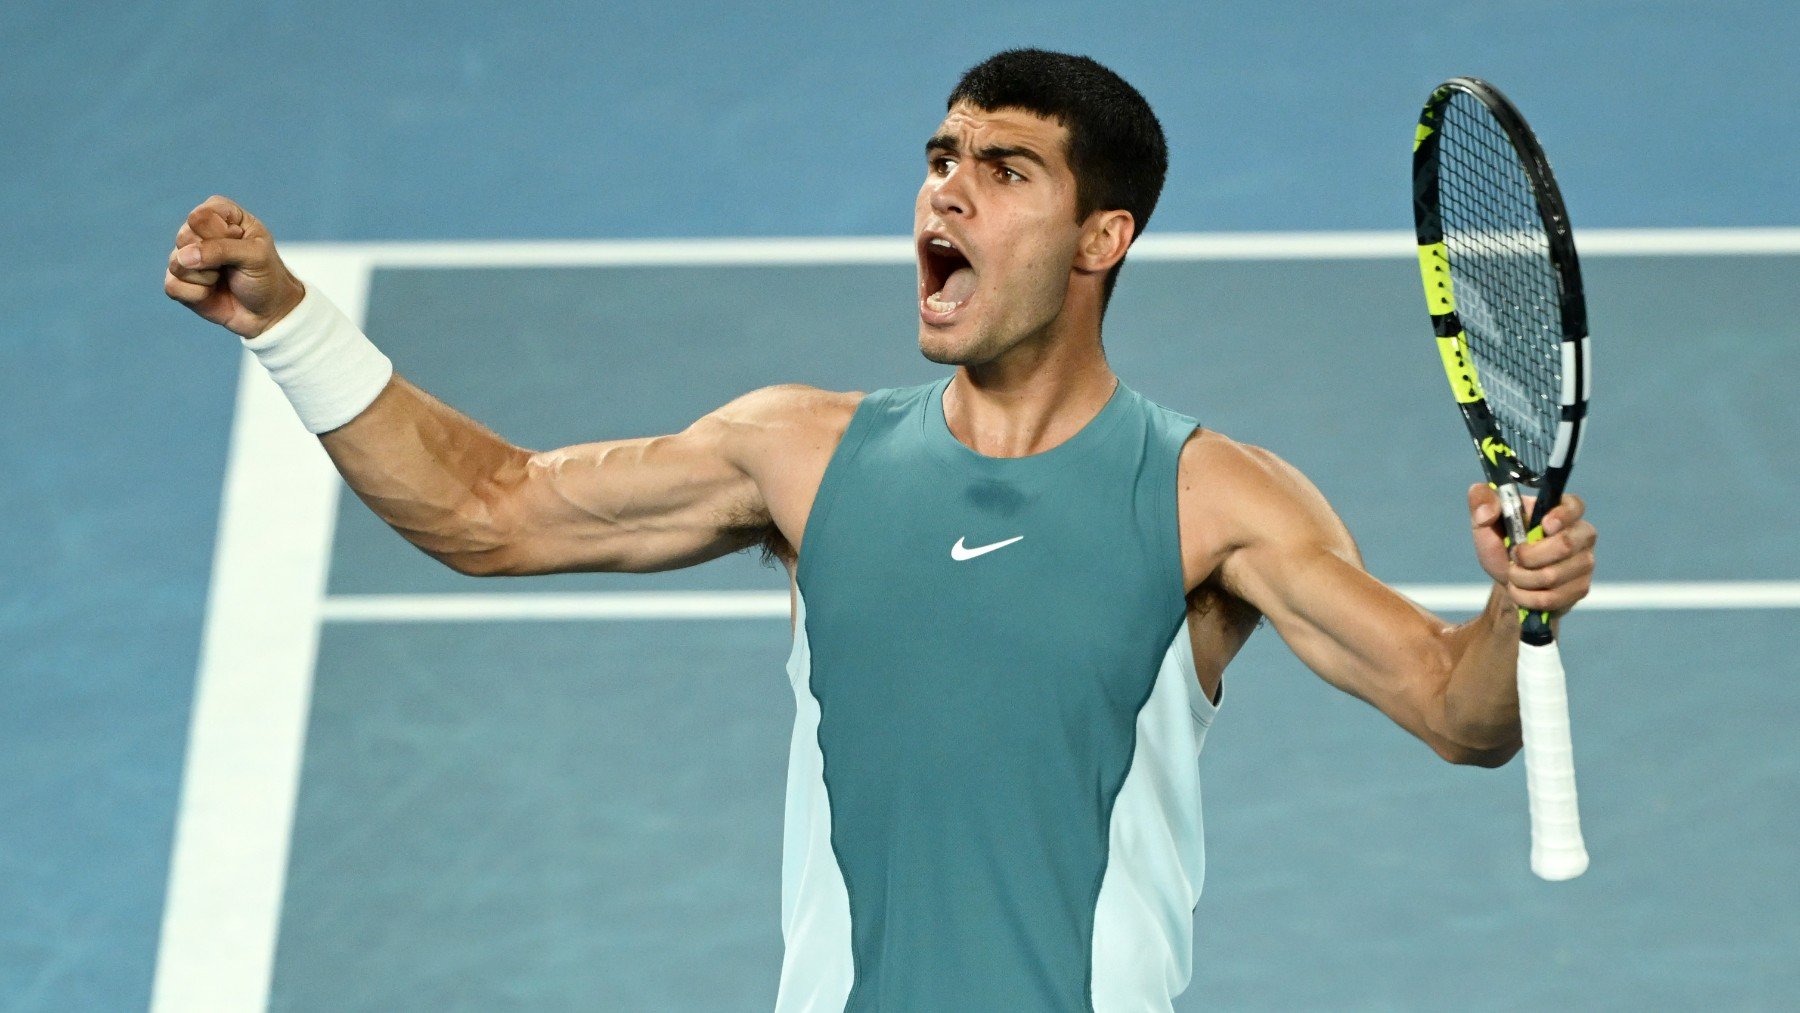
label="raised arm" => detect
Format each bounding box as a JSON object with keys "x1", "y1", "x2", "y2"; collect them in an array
[
  {"x1": 1182, "y1": 434, "x2": 1595, "y2": 766},
  {"x1": 318, "y1": 376, "x2": 795, "y2": 575},
  {"x1": 164, "y1": 195, "x2": 807, "y2": 577}
]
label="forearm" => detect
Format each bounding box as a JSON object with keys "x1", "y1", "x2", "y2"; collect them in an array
[
  {"x1": 321, "y1": 374, "x2": 531, "y2": 570},
  {"x1": 245, "y1": 282, "x2": 530, "y2": 572},
  {"x1": 1432, "y1": 587, "x2": 1526, "y2": 762}
]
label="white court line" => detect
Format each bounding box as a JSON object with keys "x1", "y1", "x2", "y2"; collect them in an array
[
  {"x1": 151, "y1": 252, "x2": 370, "y2": 1013},
  {"x1": 281, "y1": 226, "x2": 1800, "y2": 268},
  {"x1": 1391, "y1": 581, "x2": 1800, "y2": 612},
  {"x1": 323, "y1": 590, "x2": 790, "y2": 621},
  {"x1": 318, "y1": 581, "x2": 1800, "y2": 622},
  {"x1": 158, "y1": 229, "x2": 1799, "y2": 1012}
]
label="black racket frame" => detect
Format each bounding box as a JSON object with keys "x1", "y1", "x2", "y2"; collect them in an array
[{"x1": 1412, "y1": 76, "x2": 1590, "y2": 644}]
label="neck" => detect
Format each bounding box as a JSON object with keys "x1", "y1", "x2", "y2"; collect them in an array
[{"x1": 945, "y1": 295, "x2": 1116, "y2": 458}]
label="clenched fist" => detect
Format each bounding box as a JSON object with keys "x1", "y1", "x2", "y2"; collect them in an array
[{"x1": 163, "y1": 195, "x2": 305, "y2": 338}]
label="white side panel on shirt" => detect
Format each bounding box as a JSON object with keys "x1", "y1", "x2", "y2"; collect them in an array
[
  {"x1": 1090, "y1": 617, "x2": 1217, "y2": 1012},
  {"x1": 775, "y1": 590, "x2": 856, "y2": 1012}
]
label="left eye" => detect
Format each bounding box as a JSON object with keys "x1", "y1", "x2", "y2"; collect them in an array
[{"x1": 997, "y1": 166, "x2": 1024, "y2": 182}]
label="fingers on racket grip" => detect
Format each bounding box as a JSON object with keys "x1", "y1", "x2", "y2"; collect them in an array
[{"x1": 1517, "y1": 641, "x2": 1590, "y2": 881}]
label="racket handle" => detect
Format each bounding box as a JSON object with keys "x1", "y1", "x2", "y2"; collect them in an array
[{"x1": 1516, "y1": 640, "x2": 1589, "y2": 880}]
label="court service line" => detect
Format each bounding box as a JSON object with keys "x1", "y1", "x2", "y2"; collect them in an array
[
  {"x1": 318, "y1": 581, "x2": 1800, "y2": 622},
  {"x1": 150, "y1": 252, "x2": 368, "y2": 1013},
  {"x1": 282, "y1": 226, "x2": 1800, "y2": 269}
]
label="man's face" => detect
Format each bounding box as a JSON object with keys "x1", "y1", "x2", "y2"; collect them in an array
[{"x1": 914, "y1": 103, "x2": 1086, "y2": 365}]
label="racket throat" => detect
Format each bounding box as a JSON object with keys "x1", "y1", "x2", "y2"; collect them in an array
[
  {"x1": 1496, "y1": 483, "x2": 1531, "y2": 550},
  {"x1": 1496, "y1": 482, "x2": 1558, "y2": 643}
]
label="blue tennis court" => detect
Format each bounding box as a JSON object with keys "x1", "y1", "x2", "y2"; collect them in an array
[
  {"x1": 6, "y1": 3, "x2": 1798, "y2": 1010},
  {"x1": 154, "y1": 244, "x2": 1798, "y2": 1011}
]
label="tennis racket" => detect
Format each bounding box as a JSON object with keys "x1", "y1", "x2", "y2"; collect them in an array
[{"x1": 1411, "y1": 77, "x2": 1591, "y2": 881}]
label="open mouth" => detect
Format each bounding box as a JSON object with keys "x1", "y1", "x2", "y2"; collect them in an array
[{"x1": 919, "y1": 233, "x2": 977, "y2": 320}]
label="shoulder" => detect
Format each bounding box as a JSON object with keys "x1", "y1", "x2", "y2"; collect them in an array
[
  {"x1": 698, "y1": 383, "x2": 867, "y2": 470},
  {"x1": 709, "y1": 383, "x2": 864, "y2": 423},
  {"x1": 1176, "y1": 428, "x2": 1302, "y2": 500},
  {"x1": 687, "y1": 386, "x2": 870, "y2": 569},
  {"x1": 1177, "y1": 428, "x2": 1352, "y2": 557}
]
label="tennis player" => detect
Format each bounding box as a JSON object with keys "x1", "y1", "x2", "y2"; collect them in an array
[{"x1": 166, "y1": 49, "x2": 1596, "y2": 1012}]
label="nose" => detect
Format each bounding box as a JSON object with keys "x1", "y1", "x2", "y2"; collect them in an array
[{"x1": 929, "y1": 168, "x2": 970, "y2": 218}]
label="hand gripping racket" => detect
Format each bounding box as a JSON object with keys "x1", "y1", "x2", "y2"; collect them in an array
[{"x1": 1412, "y1": 77, "x2": 1591, "y2": 880}]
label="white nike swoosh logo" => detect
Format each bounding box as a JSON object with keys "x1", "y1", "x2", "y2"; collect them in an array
[{"x1": 950, "y1": 535, "x2": 1024, "y2": 561}]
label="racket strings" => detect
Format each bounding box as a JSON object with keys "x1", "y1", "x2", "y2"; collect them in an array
[{"x1": 1436, "y1": 91, "x2": 1564, "y2": 480}]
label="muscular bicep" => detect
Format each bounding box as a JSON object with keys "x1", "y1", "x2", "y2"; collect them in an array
[
  {"x1": 502, "y1": 425, "x2": 765, "y2": 574},
  {"x1": 1209, "y1": 445, "x2": 1462, "y2": 751},
  {"x1": 493, "y1": 383, "x2": 842, "y2": 579},
  {"x1": 423, "y1": 388, "x2": 802, "y2": 579}
]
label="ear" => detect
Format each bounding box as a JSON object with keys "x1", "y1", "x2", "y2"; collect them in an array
[{"x1": 1073, "y1": 209, "x2": 1136, "y2": 276}]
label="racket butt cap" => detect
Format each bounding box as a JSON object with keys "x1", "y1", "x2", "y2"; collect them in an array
[{"x1": 1531, "y1": 846, "x2": 1590, "y2": 881}]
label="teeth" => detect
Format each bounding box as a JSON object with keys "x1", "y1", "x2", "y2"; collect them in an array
[
  {"x1": 924, "y1": 292, "x2": 962, "y2": 312},
  {"x1": 928, "y1": 238, "x2": 955, "y2": 250}
]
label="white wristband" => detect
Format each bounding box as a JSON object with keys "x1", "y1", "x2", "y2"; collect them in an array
[{"x1": 242, "y1": 282, "x2": 394, "y2": 434}]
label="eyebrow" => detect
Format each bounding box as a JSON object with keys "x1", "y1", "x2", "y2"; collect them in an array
[{"x1": 924, "y1": 134, "x2": 1051, "y2": 171}]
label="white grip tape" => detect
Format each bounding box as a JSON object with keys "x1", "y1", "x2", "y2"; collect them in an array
[
  {"x1": 1516, "y1": 640, "x2": 1589, "y2": 880},
  {"x1": 242, "y1": 283, "x2": 393, "y2": 434}
]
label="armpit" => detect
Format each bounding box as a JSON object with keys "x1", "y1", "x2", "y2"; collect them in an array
[
  {"x1": 718, "y1": 500, "x2": 793, "y2": 568},
  {"x1": 1181, "y1": 582, "x2": 1262, "y2": 705},
  {"x1": 1187, "y1": 581, "x2": 1263, "y2": 633}
]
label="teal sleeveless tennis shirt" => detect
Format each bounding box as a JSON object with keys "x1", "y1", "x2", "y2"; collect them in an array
[{"x1": 777, "y1": 375, "x2": 1218, "y2": 1011}]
